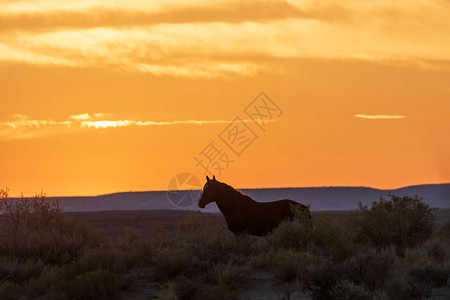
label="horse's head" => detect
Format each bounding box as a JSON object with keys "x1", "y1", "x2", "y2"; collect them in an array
[{"x1": 198, "y1": 175, "x2": 219, "y2": 208}]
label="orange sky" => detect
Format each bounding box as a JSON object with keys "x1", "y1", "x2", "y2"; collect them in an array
[{"x1": 0, "y1": 0, "x2": 449, "y2": 196}]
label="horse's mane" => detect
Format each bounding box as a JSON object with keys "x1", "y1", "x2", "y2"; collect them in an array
[{"x1": 218, "y1": 181, "x2": 255, "y2": 204}]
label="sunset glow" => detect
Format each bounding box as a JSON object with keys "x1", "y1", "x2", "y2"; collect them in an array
[{"x1": 1, "y1": 0, "x2": 449, "y2": 196}]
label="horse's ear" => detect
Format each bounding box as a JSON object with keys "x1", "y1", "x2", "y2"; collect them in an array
[
  {"x1": 206, "y1": 175, "x2": 210, "y2": 182},
  {"x1": 213, "y1": 175, "x2": 216, "y2": 181}
]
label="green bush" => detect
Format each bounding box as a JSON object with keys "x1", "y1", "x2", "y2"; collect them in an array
[{"x1": 347, "y1": 193, "x2": 435, "y2": 254}]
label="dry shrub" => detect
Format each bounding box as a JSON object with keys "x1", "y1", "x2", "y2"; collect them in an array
[
  {"x1": 330, "y1": 281, "x2": 373, "y2": 300},
  {"x1": 25, "y1": 264, "x2": 78, "y2": 298},
  {"x1": 437, "y1": 221, "x2": 450, "y2": 241},
  {"x1": 152, "y1": 246, "x2": 203, "y2": 282},
  {"x1": 0, "y1": 281, "x2": 22, "y2": 300},
  {"x1": 337, "y1": 248, "x2": 395, "y2": 291},
  {"x1": 193, "y1": 285, "x2": 239, "y2": 300},
  {"x1": 385, "y1": 242, "x2": 450, "y2": 299},
  {"x1": 309, "y1": 218, "x2": 358, "y2": 260},
  {"x1": 152, "y1": 214, "x2": 237, "y2": 282},
  {"x1": 424, "y1": 237, "x2": 449, "y2": 264},
  {"x1": 157, "y1": 282, "x2": 178, "y2": 300},
  {"x1": 266, "y1": 219, "x2": 311, "y2": 252},
  {"x1": 271, "y1": 249, "x2": 323, "y2": 283},
  {"x1": 77, "y1": 247, "x2": 132, "y2": 274},
  {"x1": 409, "y1": 266, "x2": 447, "y2": 288},
  {"x1": 24, "y1": 264, "x2": 121, "y2": 299},
  {"x1": 0, "y1": 189, "x2": 98, "y2": 264},
  {"x1": 267, "y1": 216, "x2": 357, "y2": 261},
  {"x1": 347, "y1": 193, "x2": 435, "y2": 254},
  {"x1": 207, "y1": 261, "x2": 251, "y2": 290},
  {"x1": 274, "y1": 279, "x2": 302, "y2": 300},
  {"x1": 174, "y1": 276, "x2": 198, "y2": 300},
  {"x1": 61, "y1": 269, "x2": 121, "y2": 300},
  {"x1": 306, "y1": 248, "x2": 395, "y2": 298},
  {"x1": 266, "y1": 207, "x2": 312, "y2": 252},
  {"x1": 0, "y1": 258, "x2": 44, "y2": 284}
]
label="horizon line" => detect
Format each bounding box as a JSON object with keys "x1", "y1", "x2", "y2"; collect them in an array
[{"x1": 9, "y1": 182, "x2": 449, "y2": 198}]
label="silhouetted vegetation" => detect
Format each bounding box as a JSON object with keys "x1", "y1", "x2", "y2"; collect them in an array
[
  {"x1": 0, "y1": 189, "x2": 449, "y2": 299},
  {"x1": 347, "y1": 193, "x2": 435, "y2": 255},
  {"x1": 0, "y1": 189, "x2": 146, "y2": 299}
]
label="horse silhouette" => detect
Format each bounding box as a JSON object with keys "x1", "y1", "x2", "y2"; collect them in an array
[{"x1": 198, "y1": 176, "x2": 311, "y2": 236}]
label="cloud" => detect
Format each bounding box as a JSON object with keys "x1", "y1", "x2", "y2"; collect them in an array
[
  {"x1": 355, "y1": 114, "x2": 406, "y2": 120},
  {"x1": 69, "y1": 113, "x2": 91, "y2": 120},
  {"x1": 81, "y1": 120, "x2": 134, "y2": 129},
  {"x1": 69, "y1": 113, "x2": 105, "y2": 120},
  {"x1": 0, "y1": 114, "x2": 72, "y2": 129},
  {"x1": 0, "y1": 113, "x2": 270, "y2": 140},
  {"x1": 81, "y1": 119, "x2": 256, "y2": 128},
  {"x1": 0, "y1": 114, "x2": 73, "y2": 141},
  {"x1": 0, "y1": 0, "x2": 449, "y2": 77},
  {"x1": 0, "y1": 2, "x2": 345, "y2": 32}
]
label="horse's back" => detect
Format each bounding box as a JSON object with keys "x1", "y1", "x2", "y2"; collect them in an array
[
  {"x1": 258, "y1": 199, "x2": 309, "y2": 216},
  {"x1": 242, "y1": 199, "x2": 310, "y2": 236}
]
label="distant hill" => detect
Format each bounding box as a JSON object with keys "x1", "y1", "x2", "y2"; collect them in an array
[{"x1": 44, "y1": 183, "x2": 450, "y2": 212}]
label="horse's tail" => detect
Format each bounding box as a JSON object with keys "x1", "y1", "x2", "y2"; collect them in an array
[
  {"x1": 305, "y1": 204, "x2": 312, "y2": 219},
  {"x1": 289, "y1": 202, "x2": 312, "y2": 222}
]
